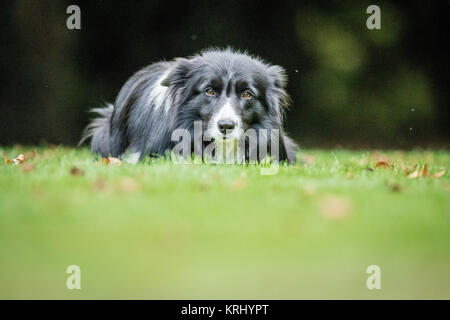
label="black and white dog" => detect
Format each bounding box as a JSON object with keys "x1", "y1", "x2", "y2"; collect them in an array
[{"x1": 81, "y1": 48, "x2": 298, "y2": 163}]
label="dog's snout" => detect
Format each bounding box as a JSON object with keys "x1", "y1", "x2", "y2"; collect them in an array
[{"x1": 217, "y1": 119, "x2": 236, "y2": 134}]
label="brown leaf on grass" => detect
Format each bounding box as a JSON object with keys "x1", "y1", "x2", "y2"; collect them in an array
[
  {"x1": 21, "y1": 163, "x2": 36, "y2": 173},
  {"x1": 5, "y1": 154, "x2": 25, "y2": 165},
  {"x1": 407, "y1": 163, "x2": 431, "y2": 178},
  {"x1": 433, "y1": 170, "x2": 446, "y2": 179},
  {"x1": 407, "y1": 169, "x2": 420, "y2": 179},
  {"x1": 318, "y1": 196, "x2": 352, "y2": 220},
  {"x1": 370, "y1": 152, "x2": 390, "y2": 163},
  {"x1": 404, "y1": 164, "x2": 417, "y2": 176},
  {"x1": 345, "y1": 172, "x2": 353, "y2": 179},
  {"x1": 99, "y1": 157, "x2": 110, "y2": 164},
  {"x1": 386, "y1": 182, "x2": 401, "y2": 193},
  {"x1": 70, "y1": 166, "x2": 85, "y2": 176},
  {"x1": 229, "y1": 176, "x2": 247, "y2": 191},
  {"x1": 24, "y1": 149, "x2": 40, "y2": 161},
  {"x1": 118, "y1": 178, "x2": 140, "y2": 192},
  {"x1": 375, "y1": 161, "x2": 392, "y2": 169},
  {"x1": 301, "y1": 154, "x2": 316, "y2": 165},
  {"x1": 93, "y1": 179, "x2": 106, "y2": 191},
  {"x1": 419, "y1": 163, "x2": 430, "y2": 177},
  {"x1": 99, "y1": 157, "x2": 122, "y2": 165}
]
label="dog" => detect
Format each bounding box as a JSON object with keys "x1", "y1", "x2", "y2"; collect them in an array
[{"x1": 81, "y1": 48, "x2": 298, "y2": 164}]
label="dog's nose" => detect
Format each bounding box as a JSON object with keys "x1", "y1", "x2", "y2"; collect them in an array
[{"x1": 217, "y1": 119, "x2": 236, "y2": 135}]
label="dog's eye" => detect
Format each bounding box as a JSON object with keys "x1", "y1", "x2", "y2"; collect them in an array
[
  {"x1": 205, "y1": 87, "x2": 215, "y2": 96},
  {"x1": 242, "y1": 90, "x2": 253, "y2": 99}
]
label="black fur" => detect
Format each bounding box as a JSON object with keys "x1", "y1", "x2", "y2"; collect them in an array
[{"x1": 81, "y1": 49, "x2": 298, "y2": 163}]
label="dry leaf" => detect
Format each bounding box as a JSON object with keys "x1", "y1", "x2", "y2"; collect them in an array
[
  {"x1": 6, "y1": 154, "x2": 25, "y2": 165},
  {"x1": 370, "y1": 152, "x2": 390, "y2": 163},
  {"x1": 24, "y1": 149, "x2": 40, "y2": 161},
  {"x1": 70, "y1": 167, "x2": 85, "y2": 176},
  {"x1": 407, "y1": 163, "x2": 431, "y2": 178},
  {"x1": 99, "y1": 157, "x2": 110, "y2": 164},
  {"x1": 386, "y1": 182, "x2": 401, "y2": 193},
  {"x1": 99, "y1": 157, "x2": 122, "y2": 165},
  {"x1": 301, "y1": 154, "x2": 316, "y2": 165},
  {"x1": 318, "y1": 196, "x2": 352, "y2": 220},
  {"x1": 230, "y1": 176, "x2": 247, "y2": 191},
  {"x1": 118, "y1": 178, "x2": 140, "y2": 192},
  {"x1": 433, "y1": 170, "x2": 446, "y2": 179},
  {"x1": 21, "y1": 163, "x2": 36, "y2": 173},
  {"x1": 345, "y1": 172, "x2": 353, "y2": 179},
  {"x1": 108, "y1": 157, "x2": 122, "y2": 165},
  {"x1": 419, "y1": 163, "x2": 430, "y2": 177},
  {"x1": 15, "y1": 154, "x2": 25, "y2": 164},
  {"x1": 404, "y1": 164, "x2": 417, "y2": 176},
  {"x1": 408, "y1": 169, "x2": 420, "y2": 178},
  {"x1": 375, "y1": 161, "x2": 392, "y2": 169},
  {"x1": 93, "y1": 179, "x2": 106, "y2": 191}
]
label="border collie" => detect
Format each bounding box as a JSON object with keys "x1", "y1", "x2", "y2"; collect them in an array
[{"x1": 81, "y1": 48, "x2": 298, "y2": 164}]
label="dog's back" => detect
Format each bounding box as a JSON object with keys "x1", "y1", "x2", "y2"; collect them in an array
[{"x1": 81, "y1": 61, "x2": 174, "y2": 158}]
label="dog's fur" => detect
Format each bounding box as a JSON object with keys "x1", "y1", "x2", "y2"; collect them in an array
[{"x1": 81, "y1": 48, "x2": 298, "y2": 163}]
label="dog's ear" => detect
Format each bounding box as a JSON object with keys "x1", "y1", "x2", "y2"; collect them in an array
[
  {"x1": 267, "y1": 65, "x2": 288, "y2": 89},
  {"x1": 266, "y1": 65, "x2": 291, "y2": 115},
  {"x1": 161, "y1": 58, "x2": 194, "y2": 87}
]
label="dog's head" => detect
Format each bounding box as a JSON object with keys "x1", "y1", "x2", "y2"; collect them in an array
[{"x1": 162, "y1": 49, "x2": 290, "y2": 141}]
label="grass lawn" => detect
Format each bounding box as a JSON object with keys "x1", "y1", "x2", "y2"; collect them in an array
[{"x1": 0, "y1": 146, "x2": 449, "y2": 299}]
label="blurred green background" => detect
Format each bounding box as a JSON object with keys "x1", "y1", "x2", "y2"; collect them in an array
[
  {"x1": 1, "y1": 0, "x2": 448, "y2": 148},
  {"x1": 1, "y1": 147, "x2": 449, "y2": 299}
]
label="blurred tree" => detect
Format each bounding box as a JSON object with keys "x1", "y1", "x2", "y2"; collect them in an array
[{"x1": 0, "y1": 0, "x2": 448, "y2": 148}]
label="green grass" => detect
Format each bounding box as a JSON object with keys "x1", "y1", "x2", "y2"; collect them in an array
[{"x1": 0, "y1": 146, "x2": 449, "y2": 299}]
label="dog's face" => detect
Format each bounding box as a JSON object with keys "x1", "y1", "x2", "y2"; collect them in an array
[{"x1": 163, "y1": 50, "x2": 289, "y2": 141}]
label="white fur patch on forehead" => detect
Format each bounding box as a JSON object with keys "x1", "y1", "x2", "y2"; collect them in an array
[{"x1": 149, "y1": 70, "x2": 171, "y2": 113}]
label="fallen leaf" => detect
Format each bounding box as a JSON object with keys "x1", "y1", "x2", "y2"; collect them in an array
[
  {"x1": 370, "y1": 152, "x2": 390, "y2": 163},
  {"x1": 24, "y1": 149, "x2": 40, "y2": 161},
  {"x1": 70, "y1": 167, "x2": 85, "y2": 176},
  {"x1": 230, "y1": 176, "x2": 247, "y2": 191},
  {"x1": 93, "y1": 179, "x2": 106, "y2": 191},
  {"x1": 404, "y1": 164, "x2": 417, "y2": 176},
  {"x1": 375, "y1": 161, "x2": 392, "y2": 169},
  {"x1": 407, "y1": 163, "x2": 431, "y2": 178},
  {"x1": 118, "y1": 178, "x2": 140, "y2": 192},
  {"x1": 318, "y1": 196, "x2": 352, "y2": 220},
  {"x1": 419, "y1": 163, "x2": 430, "y2": 177},
  {"x1": 21, "y1": 163, "x2": 36, "y2": 173},
  {"x1": 433, "y1": 170, "x2": 446, "y2": 179},
  {"x1": 6, "y1": 154, "x2": 26, "y2": 165},
  {"x1": 99, "y1": 157, "x2": 122, "y2": 165},
  {"x1": 386, "y1": 182, "x2": 401, "y2": 193},
  {"x1": 109, "y1": 157, "x2": 122, "y2": 165},
  {"x1": 408, "y1": 169, "x2": 420, "y2": 178},
  {"x1": 345, "y1": 172, "x2": 353, "y2": 179},
  {"x1": 301, "y1": 154, "x2": 316, "y2": 165}
]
